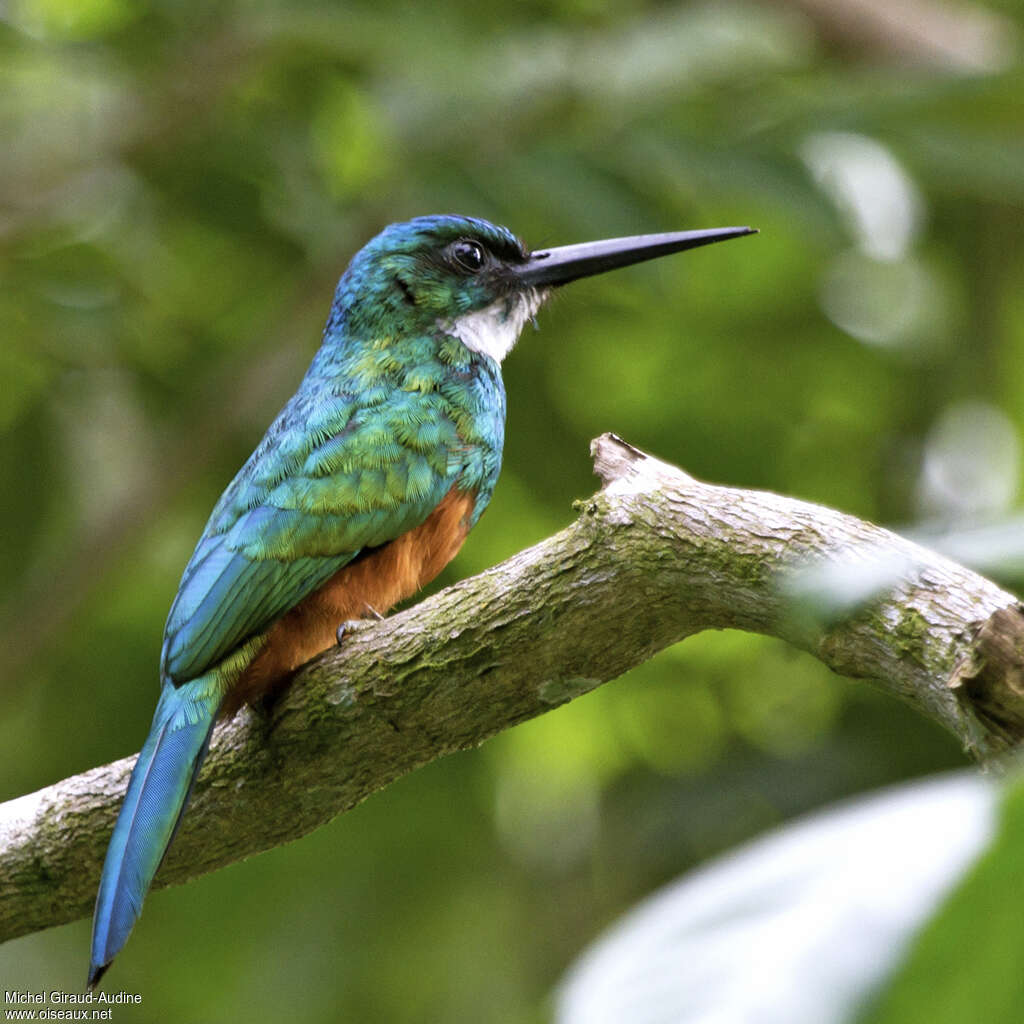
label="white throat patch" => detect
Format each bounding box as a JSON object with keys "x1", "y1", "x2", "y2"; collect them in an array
[{"x1": 440, "y1": 289, "x2": 545, "y2": 364}]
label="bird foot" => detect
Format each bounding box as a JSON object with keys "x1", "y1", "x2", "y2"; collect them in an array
[
  {"x1": 336, "y1": 620, "x2": 362, "y2": 645},
  {"x1": 335, "y1": 605, "x2": 386, "y2": 646}
]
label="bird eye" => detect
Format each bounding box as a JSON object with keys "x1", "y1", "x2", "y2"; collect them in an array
[{"x1": 451, "y1": 240, "x2": 486, "y2": 273}]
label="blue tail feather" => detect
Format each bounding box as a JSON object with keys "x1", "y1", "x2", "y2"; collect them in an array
[{"x1": 88, "y1": 683, "x2": 219, "y2": 989}]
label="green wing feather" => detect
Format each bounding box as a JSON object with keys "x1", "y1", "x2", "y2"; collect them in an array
[{"x1": 161, "y1": 384, "x2": 461, "y2": 685}]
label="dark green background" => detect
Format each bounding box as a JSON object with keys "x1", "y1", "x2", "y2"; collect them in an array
[{"x1": 2, "y1": 0, "x2": 1022, "y2": 1020}]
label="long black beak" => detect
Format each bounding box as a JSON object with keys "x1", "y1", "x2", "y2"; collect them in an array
[{"x1": 516, "y1": 226, "x2": 757, "y2": 288}]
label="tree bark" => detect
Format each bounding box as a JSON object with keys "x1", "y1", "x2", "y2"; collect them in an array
[{"x1": 1, "y1": 434, "x2": 1021, "y2": 945}]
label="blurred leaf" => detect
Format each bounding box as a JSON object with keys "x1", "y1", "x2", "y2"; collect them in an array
[
  {"x1": 860, "y1": 773, "x2": 1024, "y2": 1024},
  {"x1": 11, "y1": 0, "x2": 141, "y2": 40},
  {"x1": 557, "y1": 773, "x2": 997, "y2": 1024}
]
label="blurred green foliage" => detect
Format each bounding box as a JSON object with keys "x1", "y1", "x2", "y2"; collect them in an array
[{"x1": 1, "y1": 0, "x2": 1022, "y2": 1019}]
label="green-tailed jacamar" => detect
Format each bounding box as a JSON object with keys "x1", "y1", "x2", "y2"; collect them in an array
[{"x1": 88, "y1": 215, "x2": 755, "y2": 986}]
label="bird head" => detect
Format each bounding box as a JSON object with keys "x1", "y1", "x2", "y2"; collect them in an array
[{"x1": 332, "y1": 214, "x2": 755, "y2": 363}]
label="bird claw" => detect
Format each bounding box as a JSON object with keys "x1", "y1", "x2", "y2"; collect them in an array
[
  {"x1": 336, "y1": 605, "x2": 386, "y2": 645},
  {"x1": 336, "y1": 619, "x2": 362, "y2": 645}
]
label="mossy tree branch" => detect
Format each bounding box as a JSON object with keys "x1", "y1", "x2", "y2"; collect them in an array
[{"x1": 2, "y1": 433, "x2": 1021, "y2": 945}]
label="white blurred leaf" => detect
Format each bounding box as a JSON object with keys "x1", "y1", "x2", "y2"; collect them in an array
[{"x1": 557, "y1": 773, "x2": 995, "y2": 1024}]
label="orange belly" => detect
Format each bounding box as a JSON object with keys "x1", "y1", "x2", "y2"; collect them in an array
[{"x1": 221, "y1": 488, "x2": 477, "y2": 715}]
